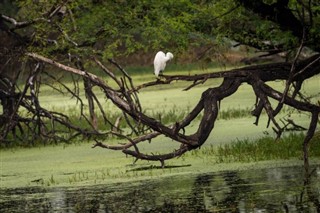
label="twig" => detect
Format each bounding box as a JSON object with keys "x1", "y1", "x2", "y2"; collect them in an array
[{"x1": 0, "y1": 14, "x2": 48, "y2": 29}]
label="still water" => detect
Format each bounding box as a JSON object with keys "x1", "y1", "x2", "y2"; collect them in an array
[{"x1": 1, "y1": 165, "x2": 319, "y2": 212}]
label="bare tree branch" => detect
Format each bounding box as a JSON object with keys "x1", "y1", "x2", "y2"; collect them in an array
[
  {"x1": 0, "y1": 14, "x2": 49, "y2": 29},
  {"x1": 23, "y1": 52, "x2": 320, "y2": 166}
]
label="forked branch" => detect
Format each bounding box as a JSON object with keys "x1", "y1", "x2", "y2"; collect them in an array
[{"x1": 24, "y1": 52, "x2": 320, "y2": 167}]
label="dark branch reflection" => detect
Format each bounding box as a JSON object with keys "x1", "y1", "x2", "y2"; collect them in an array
[{"x1": 1, "y1": 165, "x2": 319, "y2": 212}]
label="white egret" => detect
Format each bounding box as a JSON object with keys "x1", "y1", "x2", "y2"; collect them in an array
[{"x1": 153, "y1": 51, "x2": 174, "y2": 77}]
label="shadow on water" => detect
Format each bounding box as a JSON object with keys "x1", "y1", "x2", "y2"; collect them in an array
[
  {"x1": 127, "y1": 164, "x2": 192, "y2": 172},
  {"x1": 1, "y1": 165, "x2": 319, "y2": 212}
]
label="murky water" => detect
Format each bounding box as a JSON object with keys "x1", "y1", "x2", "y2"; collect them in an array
[{"x1": 1, "y1": 165, "x2": 319, "y2": 212}]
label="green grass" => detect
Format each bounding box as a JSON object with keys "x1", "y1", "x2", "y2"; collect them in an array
[
  {"x1": 190, "y1": 132, "x2": 320, "y2": 163},
  {"x1": 218, "y1": 107, "x2": 252, "y2": 120}
]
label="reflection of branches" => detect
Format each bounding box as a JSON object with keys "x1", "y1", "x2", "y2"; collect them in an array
[
  {"x1": 188, "y1": 173, "x2": 214, "y2": 211},
  {"x1": 23, "y1": 52, "x2": 320, "y2": 167},
  {"x1": 299, "y1": 167, "x2": 320, "y2": 211}
]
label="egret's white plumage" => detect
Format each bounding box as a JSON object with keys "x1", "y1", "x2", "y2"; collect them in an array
[{"x1": 153, "y1": 51, "x2": 174, "y2": 77}]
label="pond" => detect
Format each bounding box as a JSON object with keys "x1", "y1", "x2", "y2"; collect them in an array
[{"x1": 1, "y1": 165, "x2": 319, "y2": 212}]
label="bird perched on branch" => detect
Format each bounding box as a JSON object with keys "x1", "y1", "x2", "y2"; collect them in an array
[{"x1": 153, "y1": 51, "x2": 174, "y2": 77}]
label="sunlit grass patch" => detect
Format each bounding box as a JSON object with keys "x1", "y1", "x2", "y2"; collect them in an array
[
  {"x1": 216, "y1": 133, "x2": 320, "y2": 163},
  {"x1": 189, "y1": 133, "x2": 320, "y2": 163}
]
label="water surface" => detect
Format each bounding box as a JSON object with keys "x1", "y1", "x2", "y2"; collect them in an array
[{"x1": 1, "y1": 165, "x2": 319, "y2": 212}]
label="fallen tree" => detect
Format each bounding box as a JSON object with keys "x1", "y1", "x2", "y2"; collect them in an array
[{"x1": 23, "y1": 52, "x2": 320, "y2": 168}]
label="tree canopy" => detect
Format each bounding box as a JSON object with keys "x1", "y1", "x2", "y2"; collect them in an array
[
  {"x1": 2, "y1": 0, "x2": 320, "y2": 58},
  {"x1": 0, "y1": 0, "x2": 319, "y2": 168}
]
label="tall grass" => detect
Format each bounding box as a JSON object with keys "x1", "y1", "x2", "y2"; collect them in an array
[
  {"x1": 190, "y1": 133, "x2": 320, "y2": 163},
  {"x1": 218, "y1": 108, "x2": 251, "y2": 120},
  {"x1": 149, "y1": 107, "x2": 188, "y2": 124}
]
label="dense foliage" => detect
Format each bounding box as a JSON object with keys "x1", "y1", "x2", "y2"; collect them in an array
[{"x1": 2, "y1": 0, "x2": 320, "y2": 60}]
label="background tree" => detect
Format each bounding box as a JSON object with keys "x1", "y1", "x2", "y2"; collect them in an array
[{"x1": 0, "y1": 0, "x2": 319, "y2": 169}]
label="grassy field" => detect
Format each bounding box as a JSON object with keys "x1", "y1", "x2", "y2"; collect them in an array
[{"x1": 0, "y1": 66, "x2": 319, "y2": 188}]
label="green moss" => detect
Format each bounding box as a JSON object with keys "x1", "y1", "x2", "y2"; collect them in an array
[{"x1": 1, "y1": 132, "x2": 319, "y2": 188}]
